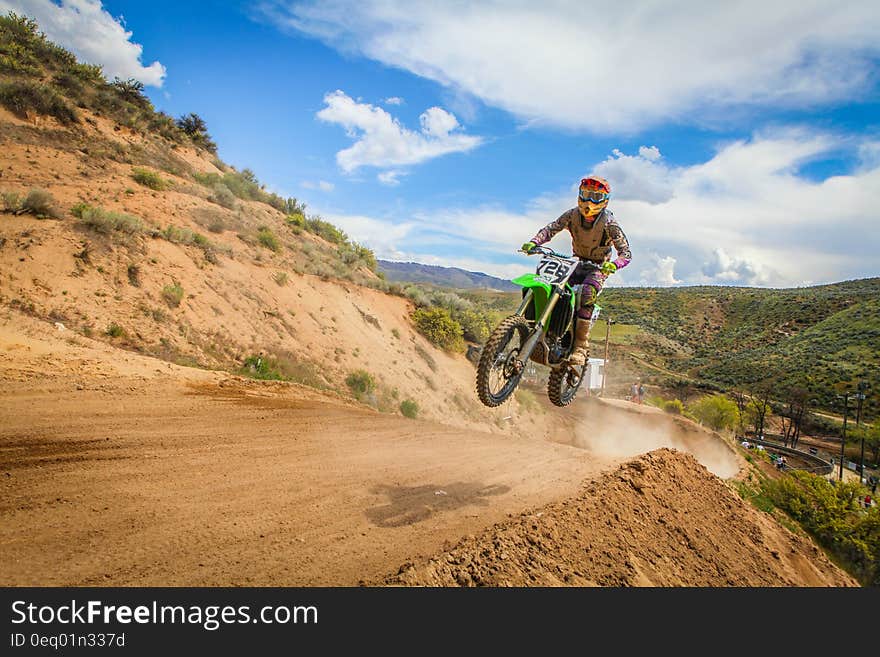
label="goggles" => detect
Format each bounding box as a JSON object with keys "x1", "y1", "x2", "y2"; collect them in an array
[{"x1": 579, "y1": 189, "x2": 609, "y2": 203}]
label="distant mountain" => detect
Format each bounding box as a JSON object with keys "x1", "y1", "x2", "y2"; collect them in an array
[{"x1": 377, "y1": 260, "x2": 519, "y2": 292}]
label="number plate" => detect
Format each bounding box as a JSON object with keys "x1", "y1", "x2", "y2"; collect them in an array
[{"x1": 535, "y1": 255, "x2": 579, "y2": 285}]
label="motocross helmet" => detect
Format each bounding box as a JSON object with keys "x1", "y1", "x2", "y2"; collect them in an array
[{"x1": 578, "y1": 175, "x2": 610, "y2": 220}]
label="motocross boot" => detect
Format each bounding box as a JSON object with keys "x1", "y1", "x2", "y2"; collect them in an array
[{"x1": 568, "y1": 320, "x2": 590, "y2": 367}]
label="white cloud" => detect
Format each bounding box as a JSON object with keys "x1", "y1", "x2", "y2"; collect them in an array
[
  {"x1": 419, "y1": 106, "x2": 458, "y2": 138},
  {"x1": 857, "y1": 141, "x2": 880, "y2": 171},
  {"x1": 262, "y1": 1, "x2": 880, "y2": 132},
  {"x1": 638, "y1": 146, "x2": 661, "y2": 162},
  {"x1": 304, "y1": 129, "x2": 880, "y2": 287},
  {"x1": 640, "y1": 255, "x2": 681, "y2": 287},
  {"x1": 700, "y1": 249, "x2": 769, "y2": 286},
  {"x1": 377, "y1": 170, "x2": 404, "y2": 186},
  {"x1": 593, "y1": 147, "x2": 675, "y2": 203},
  {"x1": 384, "y1": 96, "x2": 404, "y2": 105},
  {"x1": 302, "y1": 180, "x2": 335, "y2": 191},
  {"x1": 0, "y1": 0, "x2": 166, "y2": 86},
  {"x1": 316, "y1": 90, "x2": 483, "y2": 174},
  {"x1": 605, "y1": 129, "x2": 880, "y2": 286},
  {"x1": 320, "y1": 212, "x2": 416, "y2": 256}
]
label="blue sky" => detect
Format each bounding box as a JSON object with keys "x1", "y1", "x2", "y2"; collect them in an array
[{"x1": 4, "y1": 1, "x2": 880, "y2": 287}]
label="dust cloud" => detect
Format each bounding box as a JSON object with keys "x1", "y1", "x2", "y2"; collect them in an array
[{"x1": 570, "y1": 400, "x2": 740, "y2": 479}]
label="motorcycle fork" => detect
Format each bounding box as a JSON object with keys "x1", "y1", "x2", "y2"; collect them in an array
[
  {"x1": 517, "y1": 287, "x2": 562, "y2": 368},
  {"x1": 515, "y1": 288, "x2": 534, "y2": 316}
]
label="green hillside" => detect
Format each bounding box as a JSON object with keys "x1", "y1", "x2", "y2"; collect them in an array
[
  {"x1": 451, "y1": 278, "x2": 880, "y2": 421},
  {"x1": 596, "y1": 279, "x2": 880, "y2": 419}
]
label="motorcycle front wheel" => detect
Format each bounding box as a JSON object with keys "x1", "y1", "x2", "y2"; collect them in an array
[
  {"x1": 476, "y1": 315, "x2": 531, "y2": 407},
  {"x1": 548, "y1": 362, "x2": 587, "y2": 407}
]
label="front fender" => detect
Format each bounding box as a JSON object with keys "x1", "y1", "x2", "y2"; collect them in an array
[
  {"x1": 512, "y1": 274, "x2": 576, "y2": 317},
  {"x1": 512, "y1": 273, "x2": 552, "y2": 295}
]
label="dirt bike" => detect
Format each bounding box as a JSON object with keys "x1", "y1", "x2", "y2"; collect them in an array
[{"x1": 476, "y1": 245, "x2": 602, "y2": 408}]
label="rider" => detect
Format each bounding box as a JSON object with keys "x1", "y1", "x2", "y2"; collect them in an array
[{"x1": 521, "y1": 175, "x2": 631, "y2": 367}]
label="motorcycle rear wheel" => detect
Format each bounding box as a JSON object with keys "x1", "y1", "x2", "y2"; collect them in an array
[{"x1": 476, "y1": 315, "x2": 531, "y2": 407}]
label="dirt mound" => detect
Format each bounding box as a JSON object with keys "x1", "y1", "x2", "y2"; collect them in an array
[{"x1": 382, "y1": 449, "x2": 857, "y2": 586}]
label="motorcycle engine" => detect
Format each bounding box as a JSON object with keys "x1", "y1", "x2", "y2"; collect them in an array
[{"x1": 549, "y1": 338, "x2": 566, "y2": 363}]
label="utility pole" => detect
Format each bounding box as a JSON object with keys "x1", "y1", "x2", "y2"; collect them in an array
[
  {"x1": 839, "y1": 393, "x2": 849, "y2": 481},
  {"x1": 856, "y1": 381, "x2": 868, "y2": 482},
  {"x1": 601, "y1": 318, "x2": 612, "y2": 397}
]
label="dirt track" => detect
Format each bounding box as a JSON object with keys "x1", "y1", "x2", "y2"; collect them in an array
[
  {"x1": 1, "y1": 373, "x2": 619, "y2": 586},
  {"x1": 0, "y1": 313, "x2": 856, "y2": 587}
]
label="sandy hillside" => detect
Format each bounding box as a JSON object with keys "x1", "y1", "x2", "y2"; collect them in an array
[{"x1": 0, "y1": 105, "x2": 543, "y2": 437}]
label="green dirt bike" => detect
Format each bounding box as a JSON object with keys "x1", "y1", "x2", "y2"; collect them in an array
[{"x1": 476, "y1": 245, "x2": 601, "y2": 408}]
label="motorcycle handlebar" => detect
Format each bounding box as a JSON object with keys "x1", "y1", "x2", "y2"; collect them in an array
[{"x1": 519, "y1": 245, "x2": 601, "y2": 269}]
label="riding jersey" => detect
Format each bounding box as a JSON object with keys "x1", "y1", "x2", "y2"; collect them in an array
[{"x1": 530, "y1": 208, "x2": 632, "y2": 269}]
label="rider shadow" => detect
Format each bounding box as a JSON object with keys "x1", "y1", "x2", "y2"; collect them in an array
[{"x1": 365, "y1": 481, "x2": 511, "y2": 528}]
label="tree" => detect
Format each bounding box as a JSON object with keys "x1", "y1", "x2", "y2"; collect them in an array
[
  {"x1": 749, "y1": 384, "x2": 772, "y2": 439},
  {"x1": 689, "y1": 394, "x2": 739, "y2": 431},
  {"x1": 176, "y1": 112, "x2": 207, "y2": 136},
  {"x1": 729, "y1": 389, "x2": 748, "y2": 437},
  {"x1": 176, "y1": 112, "x2": 217, "y2": 152},
  {"x1": 110, "y1": 77, "x2": 150, "y2": 108},
  {"x1": 780, "y1": 387, "x2": 809, "y2": 448},
  {"x1": 671, "y1": 379, "x2": 690, "y2": 404}
]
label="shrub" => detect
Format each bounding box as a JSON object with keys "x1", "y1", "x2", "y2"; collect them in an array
[
  {"x1": 176, "y1": 113, "x2": 217, "y2": 152},
  {"x1": 274, "y1": 271, "x2": 288, "y2": 286},
  {"x1": 239, "y1": 354, "x2": 283, "y2": 381},
  {"x1": 127, "y1": 264, "x2": 141, "y2": 287},
  {"x1": 209, "y1": 183, "x2": 236, "y2": 209},
  {"x1": 162, "y1": 281, "x2": 184, "y2": 308},
  {"x1": 400, "y1": 399, "x2": 419, "y2": 419},
  {"x1": 206, "y1": 217, "x2": 226, "y2": 233},
  {"x1": 2, "y1": 188, "x2": 59, "y2": 218},
  {"x1": 110, "y1": 77, "x2": 150, "y2": 109},
  {"x1": 411, "y1": 307, "x2": 464, "y2": 352},
  {"x1": 346, "y1": 369, "x2": 376, "y2": 398},
  {"x1": 285, "y1": 213, "x2": 306, "y2": 229},
  {"x1": 24, "y1": 188, "x2": 55, "y2": 216},
  {"x1": 105, "y1": 323, "x2": 125, "y2": 338},
  {"x1": 454, "y1": 308, "x2": 491, "y2": 343},
  {"x1": 689, "y1": 393, "x2": 740, "y2": 431},
  {"x1": 765, "y1": 471, "x2": 879, "y2": 585},
  {"x1": 306, "y1": 217, "x2": 347, "y2": 244},
  {"x1": 76, "y1": 205, "x2": 144, "y2": 235},
  {"x1": 663, "y1": 399, "x2": 685, "y2": 415},
  {"x1": 52, "y1": 72, "x2": 84, "y2": 97},
  {"x1": 338, "y1": 241, "x2": 377, "y2": 271},
  {"x1": 1, "y1": 190, "x2": 21, "y2": 212},
  {"x1": 257, "y1": 227, "x2": 280, "y2": 252},
  {"x1": 131, "y1": 167, "x2": 167, "y2": 191},
  {"x1": 0, "y1": 80, "x2": 78, "y2": 123},
  {"x1": 159, "y1": 224, "x2": 225, "y2": 262}
]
